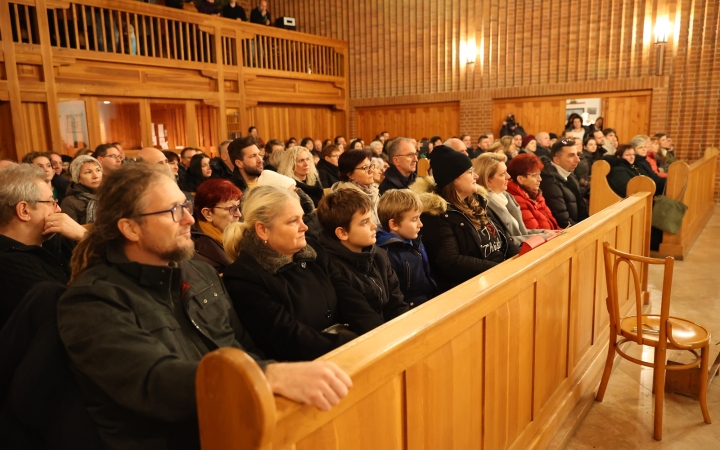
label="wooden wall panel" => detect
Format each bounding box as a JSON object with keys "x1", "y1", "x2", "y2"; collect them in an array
[
  {"x1": 354, "y1": 102, "x2": 459, "y2": 143},
  {"x1": 491, "y1": 97, "x2": 567, "y2": 139},
  {"x1": 98, "y1": 102, "x2": 142, "y2": 149},
  {"x1": 196, "y1": 104, "x2": 219, "y2": 154},
  {"x1": 603, "y1": 93, "x2": 651, "y2": 142},
  {"x1": 247, "y1": 103, "x2": 344, "y2": 143},
  {"x1": 0, "y1": 101, "x2": 17, "y2": 159},
  {"x1": 21, "y1": 102, "x2": 51, "y2": 151},
  {"x1": 150, "y1": 103, "x2": 187, "y2": 150}
]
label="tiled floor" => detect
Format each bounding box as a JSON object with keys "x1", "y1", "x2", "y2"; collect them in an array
[{"x1": 566, "y1": 205, "x2": 720, "y2": 449}]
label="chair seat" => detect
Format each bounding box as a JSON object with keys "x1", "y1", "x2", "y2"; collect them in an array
[{"x1": 620, "y1": 315, "x2": 710, "y2": 349}]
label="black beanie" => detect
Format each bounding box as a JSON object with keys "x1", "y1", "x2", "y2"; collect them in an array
[{"x1": 428, "y1": 145, "x2": 473, "y2": 190}]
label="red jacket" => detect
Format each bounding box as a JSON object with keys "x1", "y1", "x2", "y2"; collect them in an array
[
  {"x1": 645, "y1": 152, "x2": 668, "y2": 178},
  {"x1": 506, "y1": 180, "x2": 561, "y2": 230}
]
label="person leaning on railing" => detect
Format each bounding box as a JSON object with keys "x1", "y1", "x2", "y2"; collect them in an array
[{"x1": 411, "y1": 145, "x2": 520, "y2": 293}]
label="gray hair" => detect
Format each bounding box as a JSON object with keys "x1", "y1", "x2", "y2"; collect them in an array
[
  {"x1": 219, "y1": 140, "x2": 232, "y2": 155},
  {"x1": 386, "y1": 137, "x2": 414, "y2": 159},
  {"x1": 369, "y1": 141, "x2": 383, "y2": 152},
  {"x1": 69, "y1": 155, "x2": 103, "y2": 183},
  {"x1": 628, "y1": 135, "x2": 648, "y2": 149},
  {"x1": 0, "y1": 164, "x2": 46, "y2": 226}
]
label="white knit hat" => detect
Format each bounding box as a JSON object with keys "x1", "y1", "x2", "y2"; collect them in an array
[
  {"x1": 257, "y1": 170, "x2": 296, "y2": 191},
  {"x1": 69, "y1": 155, "x2": 103, "y2": 183}
]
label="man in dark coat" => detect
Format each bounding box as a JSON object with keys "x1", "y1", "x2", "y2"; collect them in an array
[
  {"x1": 539, "y1": 139, "x2": 589, "y2": 228},
  {"x1": 317, "y1": 144, "x2": 342, "y2": 188},
  {"x1": 379, "y1": 137, "x2": 418, "y2": 195},
  {"x1": 228, "y1": 136, "x2": 264, "y2": 193},
  {"x1": 0, "y1": 165, "x2": 87, "y2": 329},
  {"x1": 210, "y1": 139, "x2": 234, "y2": 180},
  {"x1": 57, "y1": 164, "x2": 352, "y2": 450},
  {"x1": 534, "y1": 132, "x2": 553, "y2": 160}
]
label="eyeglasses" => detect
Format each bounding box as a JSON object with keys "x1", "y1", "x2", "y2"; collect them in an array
[
  {"x1": 35, "y1": 199, "x2": 59, "y2": 208},
  {"x1": 354, "y1": 164, "x2": 376, "y2": 173},
  {"x1": 140, "y1": 200, "x2": 194, "y2": 223},
  {"x1": 104, "y1": 154, "x2": 121, "y2": 160},
  {"x1": 525, "y1": 172, "x2": 542, "y2": 179},
  {"x1": 395, "y1": 152, "x2": 418, "y2": 159},
  {"x1": 213, "y1": 204, "x2": 241, "y2": 215}
]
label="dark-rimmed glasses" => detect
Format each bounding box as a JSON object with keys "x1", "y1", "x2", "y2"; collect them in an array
[
  {"x1": 35, "y1": 199, "x2": 59, "y2": 208},
  {"x1": 213, "y1": 204, "x2": 241, "y2": 215},
  {"x1": 140, "y1": 201, "x2": 194, "y2": 223},
  {"x1": 354, "y1": 164, "x2": 376, "y2": 173},
  {"x1": 395, "y1": 152, "x2": 418, "y2": 159}
]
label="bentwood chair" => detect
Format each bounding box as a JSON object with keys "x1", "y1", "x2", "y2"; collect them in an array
[
  {"x1": 417, "y1": 158, "x2": 430, "y2": 177},
  {"x1": 596, "y1": 242, "x2": 711, "y2": 440}
]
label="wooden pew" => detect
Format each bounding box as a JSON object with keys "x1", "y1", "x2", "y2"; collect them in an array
[
  {"x1": 196, "y1": 191, "x2": 655, "y2": 450},
  {"x1": 588, "y1": 148, "x2": 718, "y2": 259},
  {"x1": 657, "y1": 148, "x2": 718, "y2": 259}
]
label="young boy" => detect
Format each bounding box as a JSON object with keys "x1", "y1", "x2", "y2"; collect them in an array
[
  {"x1": 376, "y1": 189, "x2": 438, "y2": 307},
  {"x1": 316, "y1": 189, "x2": 409, "y2": 322}
]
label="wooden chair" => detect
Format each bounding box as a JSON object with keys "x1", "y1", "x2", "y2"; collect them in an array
[
  {"x1": 417, "y1": 158, "x2": 430, "y2": 177},
  {"x1": 596, "y1": 241, "x2": 711, "y2": 440}
]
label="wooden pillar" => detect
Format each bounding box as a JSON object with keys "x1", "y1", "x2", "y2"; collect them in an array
[
  {"x1": 215, "y1": 26, "x2": 227, "y2": 142},
  {"x1": 35, "y1": 0, "x2": 62, "y2": 153},
  {"x1": 186, "y1": 100, "x2": 199, "y2": 148},
  {"x1": 85, "y1": 96, "x2": 101, "y2": 150},
  {"x1": 234, "y1": 31, "x2": 250, "y2": 135},
  {"x1": 0, "y1": 0, "x2": 28, "y2": 160},
  {"x1": 139, "y1": 99, "x2": 152, "y2": 148}
]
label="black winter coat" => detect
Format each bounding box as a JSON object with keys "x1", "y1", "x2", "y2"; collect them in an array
[
  {"x1": 634, "y1": 154, "x2": 666, "y2": 195},
  {"x1": 210, "y1": 157, "x2": 233, "y2": 180},
  {"x1": 230, "y1": 168, "x2": 250, "y2": 194},
  {"x1": 60, "y1": 182, "x2": 96, "y2": 224},
  {"x1": 604, "y1": 156, "x2": 641, "y2": 197},
  {"x1": 223, "y1": 234, "x2": 385, "y2": 361},
  {"x1": 379, "y1": 165, "x2": 417, "y2": 195},
  {"x1": 190, "y1": 225, "x2": 234, "y2": 274},
  {"x1": 539, "y1": 159, "x2": 589, "y2": 228},
  {"x1": 318, "y1": 233, "x2": 409, "y2": 321},
  {"x1": 0, "y1": 234, "x2": 73, "y2": 330},
  {"x1": 376, "y1": 230, "x2": 438, "y2": 308},
  {"x1": 411, "y1": 178, "x2": 520, "y2": 293},
  {"x1": 0, "y1": 282, "x2": 103, "y2": 450},
  {"x1": 317, "y1": 158, "x2": 340, "y2": 188},
  {"x1": 295, "y1": 178, "x2": 324, "y2": 207}
]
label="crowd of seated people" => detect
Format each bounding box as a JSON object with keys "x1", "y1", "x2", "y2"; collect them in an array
[{"x1": 0, "y1": 113, "x2": 683, "y2": 449}]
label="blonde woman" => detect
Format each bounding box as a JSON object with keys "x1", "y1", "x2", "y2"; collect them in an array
[
  {"x1": 222, "y1": 186, "x2": 384, "y2": 361},
  {"x1": 277, "y1": 145, "x2": 324, "y2": 207},
  {"x1": 498, "y1": 135, "x2": 518, "y2": 160}
]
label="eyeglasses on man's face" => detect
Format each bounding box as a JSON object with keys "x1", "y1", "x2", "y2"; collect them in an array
[
  {"x1": 395, "y1": 152, "x2": 419, "y2": 159},
  {"x1": 35, "y1": 199, "x2": 59, "y2": 208},
  {"x1": 140, "y1": 200, "x2": 194, "y2": 223}
]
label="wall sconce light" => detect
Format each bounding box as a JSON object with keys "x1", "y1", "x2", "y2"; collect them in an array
[
  {"x1": 466, "y1": 39, "x2": 477, "y2": 65},
  {"x1": 654, "y1": 16, "x2": 671, "y2": 76}
]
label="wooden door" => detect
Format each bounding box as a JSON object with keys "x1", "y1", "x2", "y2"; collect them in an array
[
  {"x1": 492, "y1": 98, "x2": 567, "y2": 138},
  {"x1": 354, "y1": 102, "x2": 460, "y2": 143},
  {"x1": 602, "y1": 94, "x2": 651, "y2": 142}
]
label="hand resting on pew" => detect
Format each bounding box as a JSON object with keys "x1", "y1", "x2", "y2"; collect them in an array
[{"x1": 265, "y1": 361, "x2": 353, "y2": 411}]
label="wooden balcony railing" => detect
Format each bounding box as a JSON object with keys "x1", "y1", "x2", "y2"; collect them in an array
[{"x1": 6, "y1": 0, "x2": 345, "y2": 77}]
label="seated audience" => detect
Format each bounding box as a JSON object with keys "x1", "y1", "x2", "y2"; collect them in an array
[
  {"x1": 317, "y1": 144, "x2": 341, "y2": 188},
  {"x1": 179, "y1": 153, "x2": 212, "y2": 193},
  {"x1": 592, "y1": 116, "x2": 605, "y2": 131},
  {"x1": 419, "y1": 139, "x2": 434, "y2": 158},
  {"x1": 263, "y1": 139, "x2": 284, "y2": 169},
  {"x1": 534, "y1": 132, "x2": 553, "y2": 159},
  {"x1": 329, "y1": 149, "x2": 380, "y2": 225},
  {"x1": 430, "y1": 136, "x2": 443, "y2": 147},
  {"x1": 445, "y1": 137, "x2": 469, "y2": 156},
  {"x1": 60, "y1": 155, "x2": 103, "y2": 225},
  {"x1": 645, "y1": 136, "x2": 668, "y2": 178},
  {"x1": 300, "y1": 137, "x2": 314, "y2": 151},
  {"x1": 264, "y1": 143, "x2": 285, "y2": 172},
  {"x1": 92, "y1": 143, "x2": 122, "y2": 177},
  {"x1": 654, "y1": 133, "x2": 677, "y2": 171},
  {"x1": 349, "y1": 139, "x2": 364, "y2": 150},
  {"x1": 539, "y1": 138, "x2": 588, "y2": 228},
  {"x1": 250, "y1": 0, "x2": 271, "y2": 25},
  {"x1": 191, "y1": 179, "x2": 242, "y2": 274},
  {"x1": 471, "y1": 135, "x2": 491, "y2": 158},
  {"x1": 379, "y1": 138, "x2": 418, "y2": 195},
  {"x1": 257, "y1": 169, "x2": 321, "y2": 238},
  {"x1": 248, "y1": 126, "x2": 265, "y2": 147},
  {"x1": 22, "y1": 151, "x2": 68, "y2": 203},
  {"x1": 487, "y1": 141, "x2": 506, "y2": 155},
  {"x1": 461, "y1": 134, "x2": 472, "y2": 150},
  {"x1": 411, "y1": 145, "x2": 520, "y2": 292},
  {"x1": 605, "y1": 144, "x2": 642, "y2": 197},
  {"x1": 313, "y1": 139, "x2": 323, "y2": 152},
  {"x1": 371, "y1": 157, "x2": 386, "y2": 186},
  {"x1": 196, "y1": 0, "x2": 219, "y2": 15},
  {"x1": 591, "y1": 129, "x2": 612, "y2": 156},
  {"x1": 500, "y1": 114, "x2": 526, "y2": 137},
  {"x1": 228, "y1": 136, "x2": 264, "y2": 193},
  {"x1": 473, "y1": 153, "x2": 550, "y2": 246},
  {"x1": 316, "y1": 189, "x2": 409, "y2": 320},
  {"x1": 222, "y1": 0, "x2": 247, "y2": 20},
  {"x1": 163, "y1": 150, "x2": 181, "y2": 182},
  {"x1": 506, "y1": 153, "x2": 561, "y2": 230},
  {"x1": 498, "y1": 135, "x2": 518, "y2": 160},
  {"x1": 210, "y1": 140, "x2": 233, "y2": 179},
  {"x1": 369, "y1": 140, "x2": 384, "y2": 158},
  {"x1": 629, "y1": 136, "x2": 666, "y2": 194},
  {"x1": 512, "y1": 133, "x2": 523, "y2": 152},
  {"x1": 278, "y1": 146, "x2": 324, "y2": 207},
  {"x1": 334, "y1": 136, "x2": 347, "y2": 147},
  {"x1": 603, "y1": 128, "x2": 618, "y2": 153},
  {"x1": 565, "y1": 113, "x2": 588, "y2": 141},
  {"x1": 58, "y1": 166, "x2": 351, "y2": 449},
  {"x1": 376, "y1": 189, "x2": 438, "y2": 308},
  {"x1": 520, "y1": 135, "x2": 537, "y2": 154},
  {"x1": 48, "y1": 151, "x2": 64, "y2": 177},
  {"x1": 573, "y1": 136, "x2": 601, "y2": 196},
  {"x1": 0, "y1": 158, "x2": 17, "y2": 170},
  {"x1": 0, "y1": 165, "x2": 86, "y2": 329},
  {"x1": 180, "y1": 147, "x2": 200, "y2": 170},
  {"x1": 223, "y1": 186, "x2": 385, "y2": 361}
]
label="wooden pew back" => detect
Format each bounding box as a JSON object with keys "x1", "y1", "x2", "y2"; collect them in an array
[
  {"x1": 588, "y1": 159, "x2": 656, "y2": 215},
  {"x1": 196, "y1": 192, "x2": 655, "y2": 450}
]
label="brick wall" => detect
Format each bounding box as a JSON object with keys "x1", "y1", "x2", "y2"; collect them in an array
[{"x1": 273, "y1": 0, "x2": 720, "y2": 200}]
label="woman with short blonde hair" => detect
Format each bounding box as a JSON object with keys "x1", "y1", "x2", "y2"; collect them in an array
[{"x1": 277, "y1": 146, "x2": 324, "y2": 207}]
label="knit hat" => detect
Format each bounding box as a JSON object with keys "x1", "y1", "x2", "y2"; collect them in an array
[
  {"x1": 521, "y1": 134, "x2": 536, "y2": 148},
  {"x1": 69, "y1": 155, "x2": 102, "y2": 183},
  {"x1": 428, "y1": 145, "x2": 473, "y2": 190},
  {"x1": 257, "y1": 169, "x2": 296, "y2": 191}
]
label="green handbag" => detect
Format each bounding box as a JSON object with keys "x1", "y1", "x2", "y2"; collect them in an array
[{"x1": 652, "y1": 177, "x2": 688, "y2": 235}]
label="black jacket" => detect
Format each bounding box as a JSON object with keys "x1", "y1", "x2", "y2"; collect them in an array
[
  {"x1": 318, "y1": 233, "x2": 409, "y2": 321},
  {"x1": 179, "y1": 173, "x2": 208, "y2": 194},
  {"x1": 634, "y1": 154, "x2": 665, "y2": 195},
  {"x1": 535, "y1": 145, "x2": 552, "y2": 160},
  {"x1": 60, "y1": 182, "x2": 96, "y2": 224},
  {"x1": 230, "y1": 167, "x2": 250, "y2": 194},
  {"x1": 295, "y1": 178, "x2": 324, "y2": 207},
  {"x1": 52, "y1": 173, "x2": 70, "y2": 204},
  {"x1": 296, "y1": 188, "x2": 322, "y2": 238},
  {"x1": 0, "y1": 234, "x2": 73, "y2": 330},
  {"x1": 210, "y1": 157, "x2": 233, "y2": 180},
  {"x1": 190, "y1": 225, "x2": 234, "y2": 274},
  {"x1": 223, "y1": 234, "x2": 385, "y2": 362},
  {"x1": 57, "y1": 246, "x2": 266, "y2": 450},
  {"x1": 379, "y1": 165, "x2": 417, "y2": 195},
  {"x1": 376, "y1": 230, "x2": 438, "y2": 308},
  {"x1": 317, "y1": 158, "x2": 340, "y2": 188},
  {"x1": 500, "y1": 124, "x2": 527, "y2": 138},
  {"x1": 0, "y1": 282, "x2": 103, "y2": 450},
  {"x1": 604, "y1": 156, "x2": 642, "y2": 198},
  {"x1": 411, "y1": 178, "x2": 520, "y2": 293},
  {"x1": 539, "y1": 158, "x2": 589, "y2": 228}
]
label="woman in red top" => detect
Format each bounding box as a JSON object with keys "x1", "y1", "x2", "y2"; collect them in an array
[{"x1": 506, "y1": 153, "x2": 562, "y2": 230}]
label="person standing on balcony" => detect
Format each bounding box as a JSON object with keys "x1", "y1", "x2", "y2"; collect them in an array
[
  {"x1": 196, "y1": 0, "x2": 220, "y2": 15},
  {"x1": 223, "y1": 0, "x2": 247, "y2": 21},
  {"x1": 251, "y1": 0, "x2": 272, "y2": 25}
]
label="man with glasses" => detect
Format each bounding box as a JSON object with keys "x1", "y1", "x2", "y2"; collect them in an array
[
  {"x1": 539, "y1": 139, "x2": 588, "y2": 228},
  {"x1": 92, "y1": 143, "x2": 122, "y2": 176},
  {"x1": 0, "y1": 164, "x2": 87, "y2": 329},
  {"x1": 56, "y1": 164, "x2": 352, "y2": 449},
  {"x1": 379, "y1": 137, "x2": 418, "y2": 195}
]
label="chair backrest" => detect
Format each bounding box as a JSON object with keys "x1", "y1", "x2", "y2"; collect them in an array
[
  {"x1": 602, "y1": 241, "x2": 674, "y2": 345},
  {"x1": 417, "y1": 158, "x2": 430, "y2": 176}
]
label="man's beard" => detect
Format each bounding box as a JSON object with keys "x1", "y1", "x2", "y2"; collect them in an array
[
  {"x1": 159, "y1": 241, "x2": 195, "y2": 262},
  {"x1": 244, "y1": 164, "x2": 263, "y2": 177}
]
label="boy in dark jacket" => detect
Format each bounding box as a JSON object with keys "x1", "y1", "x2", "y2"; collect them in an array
[
  {"x1": 376, "y1": 189, "x2": 438, "y2": 308},
  {"x1": 316, "y1": 189, "x2": 410, "y2": 322}
]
